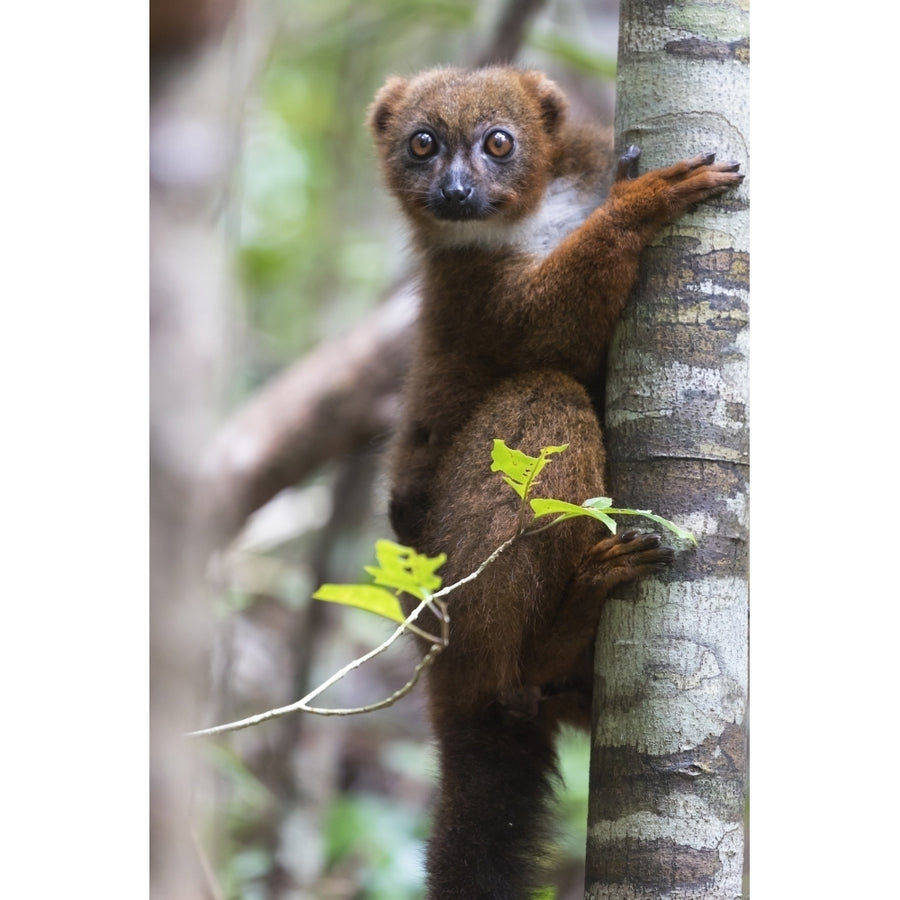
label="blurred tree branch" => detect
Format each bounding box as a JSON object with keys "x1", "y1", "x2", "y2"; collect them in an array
[
  {"x1": 150, "y1": 0, "x2": 237, "y2": 66},
  {"x1": 477, "y1": 0, "x2": 547, "y2": 66},
  {"x1": 199, "y1": 285, "x2": 416, "y2": 546}
]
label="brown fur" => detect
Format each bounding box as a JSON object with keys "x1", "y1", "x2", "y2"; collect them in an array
[{"x1": 368, "y1": 66, "x2": 743, "y2": 898}]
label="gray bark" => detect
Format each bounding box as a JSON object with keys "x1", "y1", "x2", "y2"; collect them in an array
[{"x1": 586, "y1": 1, "x2": 749, "y2": 897}]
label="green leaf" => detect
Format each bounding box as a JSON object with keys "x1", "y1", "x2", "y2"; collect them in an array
[
  {"x1": 363, "y1": 540, "x2": 446, "y2": 600},
  {"x1": 530, "y1": 496, "x2": 697, "y2": 544},
  {"x1": 490, "y1": 439, "x2": 568, "y2": 500},
  {"x1": 619, "y1": 509, "x2": 698, "y2": 545},
  {"x1": 311, "y1": 541, "x2": 446, "y2": 623},
  {"x1": 529, "y1": 497, "x2": 617, "y2": 532},
  {"x1": 311, "y1": 584, "x2": 406, "y2": 624}
]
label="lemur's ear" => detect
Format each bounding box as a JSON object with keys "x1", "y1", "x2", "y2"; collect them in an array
[
  {"x1": 367, "y1": 77, "x2": 410, "y2": 136},
  {"x1": 520, "y1": 70, "x2": 568, "y2": 135}
]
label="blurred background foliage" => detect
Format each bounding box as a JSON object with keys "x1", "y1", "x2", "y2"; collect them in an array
[{"x1": 204, "y1": 1, "x2": 619, "y2": 897}]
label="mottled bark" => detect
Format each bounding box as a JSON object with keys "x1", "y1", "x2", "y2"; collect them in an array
[{"x1": 586, "y1": 1, "x2": 749, "y2": 898}]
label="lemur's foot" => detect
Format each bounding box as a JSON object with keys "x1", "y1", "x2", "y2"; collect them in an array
[{"x1": 575, "y1": 530, "x2": 673, "y2": 592}]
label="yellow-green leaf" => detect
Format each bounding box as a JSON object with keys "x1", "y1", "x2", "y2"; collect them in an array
[
  {"x1": 363, "y1": 539, "x2": 446, "y2": 600},
  {"x1": 311, "y1": 584, "x2": 406, "y2": 623},
  {"x1": 491, "y1": 439, "x2": 568, "y2": 500},
  {"x1": 530, "y1": 497, "x2": 617, "y2": 531}
]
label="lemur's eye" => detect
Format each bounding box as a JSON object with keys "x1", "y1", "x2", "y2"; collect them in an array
[
  {"x1": 483, "y1": 129, "x2": 514, "y2": 159},
  {"x1": 409, "y1": 131, "x2": 438, "y2": 159}
]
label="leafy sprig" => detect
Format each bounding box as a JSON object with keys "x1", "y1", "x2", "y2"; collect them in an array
[
  {"x1": 493, "y1": 438, "x2": 696, "y2": 544},
  {"x1": 190, "y1": 438, "x2": 693, "y2": 736},
  {"x1": 313, "y1": 540, "x2": 446, "y2": 624}
]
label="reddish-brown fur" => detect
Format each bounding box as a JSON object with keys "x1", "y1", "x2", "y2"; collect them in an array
[{"x1": 368, "y1": 66, "x2": 742, "y2": 898}]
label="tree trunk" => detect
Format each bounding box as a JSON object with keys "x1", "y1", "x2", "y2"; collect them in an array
[
  {"x1": 586, "y1": 2, "x2": 749, "y2": 898},
  {"x1": 150, "y1": 3, "x2": 243, "y2": 895}
]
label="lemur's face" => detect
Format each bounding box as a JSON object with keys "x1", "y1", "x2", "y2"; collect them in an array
[
  {"x1": 401, "y1": 119, "x2": 522, "y2": 223},
  {"x1": 369, "y1": 68, "x2": 567, "y2": 234}
]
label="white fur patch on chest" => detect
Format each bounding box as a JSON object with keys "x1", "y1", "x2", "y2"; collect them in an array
[
  {"x1": 512, "y1": 176, "x2": 603, "y2": 257},
  {"x1": 430, "y1": 176, "x2": 604, "y2": 258}
]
